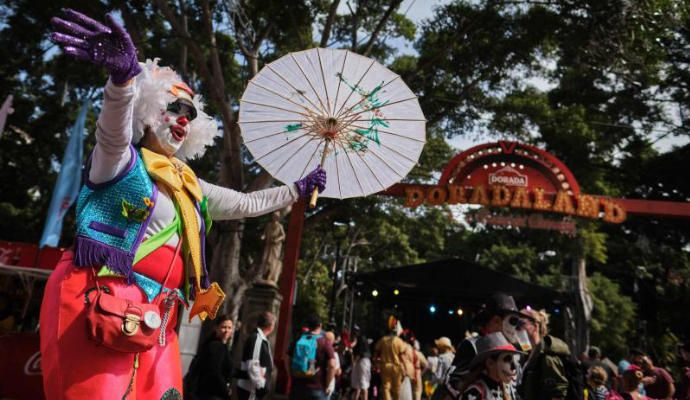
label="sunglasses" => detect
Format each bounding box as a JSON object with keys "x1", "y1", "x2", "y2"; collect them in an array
[{"x1": 166, "y1": 100, "x2": 197, "y2": 121}]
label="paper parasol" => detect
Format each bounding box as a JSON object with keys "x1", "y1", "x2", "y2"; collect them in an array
[{"x1": 239, "y1": 48, "x2": 426, "y2": 205}]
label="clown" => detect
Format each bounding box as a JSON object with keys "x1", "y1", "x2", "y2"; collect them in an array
[
  {"x1": 40, "y1": 9, "x2": 326, "y2": 400},
  {"x1": 462, "y1": 332, "x2": 523, "y2": 400}
]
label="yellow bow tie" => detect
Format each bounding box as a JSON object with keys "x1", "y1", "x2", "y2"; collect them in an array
[
  {"x1": 141, "y1": 148, "x2": 225, "y2": 321},
  {"x1": 141, "y1": 148, "x2": 203, "y2": 202}
]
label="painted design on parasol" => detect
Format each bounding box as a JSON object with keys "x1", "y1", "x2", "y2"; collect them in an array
[
  {"x1": 282, "y1": 74, "x2": 390, "y2": 154},
  {"x1": 240, "y1": 48, "x2": 426, "y2": 201},
  {"x1": 336, "y1": 73, "x2": 389, "y2": 152}
]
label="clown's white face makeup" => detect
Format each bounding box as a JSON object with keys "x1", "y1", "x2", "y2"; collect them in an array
[
  {"x1": 487, "y1": 352, "x2": 519, "y2": 383},
  {"x1": 149, "y1": 99, "x2": 195, "y2": 157}
]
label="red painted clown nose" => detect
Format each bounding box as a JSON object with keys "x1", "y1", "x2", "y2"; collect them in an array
[{"x1": 177, "y1": 115, "x2": 189, "y2": 127}]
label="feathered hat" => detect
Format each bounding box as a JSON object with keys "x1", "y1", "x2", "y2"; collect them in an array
[{"x1": 132, "y1": 59, "x2": 219, "y2": 160}]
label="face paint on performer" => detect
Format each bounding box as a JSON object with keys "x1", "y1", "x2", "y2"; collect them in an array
[
  {"x1": 502, "y1": 315, "x2": 532, "y2": 351},
  {"x1": 487, "y1": 352, "x2": 520, "y2": 384},
  {"x1": 151, "y1": 82, "x2": 197, "y2": 157},
  {"x1": 497, "y1": 352, "x2": 520, "y2": 382}
]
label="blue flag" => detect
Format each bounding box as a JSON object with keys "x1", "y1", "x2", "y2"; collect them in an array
[{"x1": 39, "y1": 100, "x2": 90, "y2": 248}]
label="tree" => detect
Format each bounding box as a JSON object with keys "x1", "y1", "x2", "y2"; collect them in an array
[
  {"x1": 2, "y1": 0, "x2": 689, "y2": 357},
  {"x1": 588, "y1": 272, "x2": 636, "y2": 360},
  {"x1": 0, "y1": 1, "x2": 109, "y2": 243},
  {"x1": 393, "y1": 0, "x2": 687, "y2": 354},
  {"x1": 0, "y1": 0, "x2": 417, "y2": 322}
]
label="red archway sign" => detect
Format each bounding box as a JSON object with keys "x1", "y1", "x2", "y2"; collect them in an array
[
  {"x1": 440, "y1": 140, "x2": 581, "y2": 194},
  {"x1": 271, "y1": 141, "x2": 690, "y2": 394},
  {"x1": 395, "y1": 140, "x2": 625, "y2": 224}
]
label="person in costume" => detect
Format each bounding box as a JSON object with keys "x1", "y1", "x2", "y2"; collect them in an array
[
  {"x1": 401, "y1": 330, "x2": 428, "y2": 400},
  {"x1": 461, "y1": 332, "x2": 522, "y2": 400},
  {"x1": 40, "y1": 9, "x2": 326, "y2": 400},
  {"x1": 435, "y1": 293, "x2": 531, "y2": 400},
  {"x1": 373, "y1": 317, "x2": 409, "y2": 400}
]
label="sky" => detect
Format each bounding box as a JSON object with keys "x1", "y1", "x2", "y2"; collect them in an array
[{"x1": 389, "y1": 0, "x2": 689, "y2": 154}]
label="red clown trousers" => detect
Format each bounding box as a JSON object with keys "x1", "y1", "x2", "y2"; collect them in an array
[{"x1": 40, "y1": 246, "x2": 185, "y2": 400}]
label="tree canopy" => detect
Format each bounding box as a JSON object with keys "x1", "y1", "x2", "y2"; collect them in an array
[{"x1": 0, "y1": 0, "x2": 689, "y2": 362}]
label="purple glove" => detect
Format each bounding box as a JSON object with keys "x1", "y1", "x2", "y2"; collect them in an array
[
  {"x1": 50, "y1": 9, "x2": 141, "y2": 84},
  {"x1": 295, "y1": 166, "x2": 327, "y2": 198}
]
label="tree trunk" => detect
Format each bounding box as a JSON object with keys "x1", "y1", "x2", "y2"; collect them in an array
[
  {"x1": 248, "y1": 52, "x2": 259, "y2": 77},
  {"x1": 320, "y1": 0, "x2": 341, "y2": 47},
  {"x1": 209, "y1": 220, "x2": 244, "y2": 319},
  {"x1": 156, "y1": 0, "x2": 407, "y2": 329},
  {"x1": 211, "y1": 115, "x2": 245, "y2": 320},
  {"x1": 362, "y1": 0, "x2": 403, "y2": 56},
  {"x1": 571, "y1": 248, "x2": 592, "y2": 356}
]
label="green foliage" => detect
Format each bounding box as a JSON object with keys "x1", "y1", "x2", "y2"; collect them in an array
[
  {"x1": 1, "y1": 0, "x2": 689, "y2": 351},
  {"x1": 477, "y1": 244, "x2": 537, "y2": 281},
  {"x1": 406, "y1": 128, "x2": 455, "y2": 183},
  {"x1": 653, "y1": 330, "x2": 680, "y2": 370},
  {"x1": 410, "y1": 1, "x2": 557, "y2": 130},
  {"x1": 403, "y1": 0, "x2": 689, "y2": 353},
  {"x1": 588, "y1": 272, "x2": 636, "y2": 361},
  {"x1": 293, "y1": 259, "x2": 330, "y2": 328},
  {"x1": 328, "y1": 0, "x2": 414, "y2": 58},
  {"x1": 0, "y1": 0, "x2": 104, "y2": 240},
  {"x1": 578, "y1": 227, "x2": 608, "y2": 264},
  {"x1": 390, "y1": 12, "x2": 416, "y2": 41}
]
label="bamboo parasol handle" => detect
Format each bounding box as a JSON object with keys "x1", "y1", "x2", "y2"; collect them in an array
[
  {"x1": 309, "y1": 187, "x2": 320, "y2": 208},
  {"x1": 309, "y1": 139, "x2": 331, "y2": 208}
]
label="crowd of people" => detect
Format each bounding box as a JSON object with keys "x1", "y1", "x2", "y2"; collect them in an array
[
  {"x1": 19, "y1": 6, "x2": 688, "y2": 400},
  {"x1": 182, "y1": 293, "x2": 690, "y2": 400},
  {"x1": 272, "y1": 293, "x2": 690, "y2": 400}
]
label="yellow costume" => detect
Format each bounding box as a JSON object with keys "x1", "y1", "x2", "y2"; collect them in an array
[{"x1": 375, "y1": 335, "x2": 408, "y2": 400}]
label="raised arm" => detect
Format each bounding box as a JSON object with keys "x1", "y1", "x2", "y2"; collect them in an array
[
  {"x1": 201, "y1": 166, "x2": 326, "y2": 220},
  {"x1": 201, "y1": 180, "x2": 299, "y2": 220},
  {"x1": 50, "y1": 9, "x2": 142, "y2": 183},
  {"x1": 88, "y1": 80, "x2": 136, "y2": 184}
]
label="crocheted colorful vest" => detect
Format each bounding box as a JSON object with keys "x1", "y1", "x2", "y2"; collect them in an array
[
  {"x1": 74, "y1": 145, "x2": 213, "y2": 297},
  {"x1": 74, "y1": 145, "x2": 157, "y2": 282}
]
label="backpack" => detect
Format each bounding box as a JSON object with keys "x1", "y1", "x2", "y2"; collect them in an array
[
  {"x1": 524, "y1": 350, "x2": 584, "y2": 400},
  {"x1": 558, "y1": 353, "x2": 585, "y2": 400},
  {"x1": 291, "y1": 332, "x2": 321, "y2": 377}
]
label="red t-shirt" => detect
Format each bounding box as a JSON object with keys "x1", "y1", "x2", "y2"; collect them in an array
[
  {"x1": 292, "y1": 336, "x2": 335, "y2": 390},
  {"x1": 644, "y1": 366, "x2": 674, "y2": 398}
]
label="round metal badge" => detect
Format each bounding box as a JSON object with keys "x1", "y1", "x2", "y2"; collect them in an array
[{"x1": 144, "y1": 310, "x2": 162, "y2": 329}]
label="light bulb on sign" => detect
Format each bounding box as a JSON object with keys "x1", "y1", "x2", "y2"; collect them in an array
[
  {"x1": 393, "y1": 289, "x2": 400, "y2": 296},
  {"x1": 456, "y1": 308, "x2": 464, "y2": 316},
  {"x1": 429, "y1": 305, "x2": 436, "y2": 314},
  {"x1": 372, "y1": 290, "x2": 379, "y2": 297}
]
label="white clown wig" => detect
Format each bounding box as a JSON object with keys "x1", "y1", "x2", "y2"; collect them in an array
[{"x1": 132, "y1": 59, "x2": 219, "y2": 160}]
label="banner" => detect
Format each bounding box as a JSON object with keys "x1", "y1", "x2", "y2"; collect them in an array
[{"x1": 39, "y1": 100, "x2": 90, "y2": 248}]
